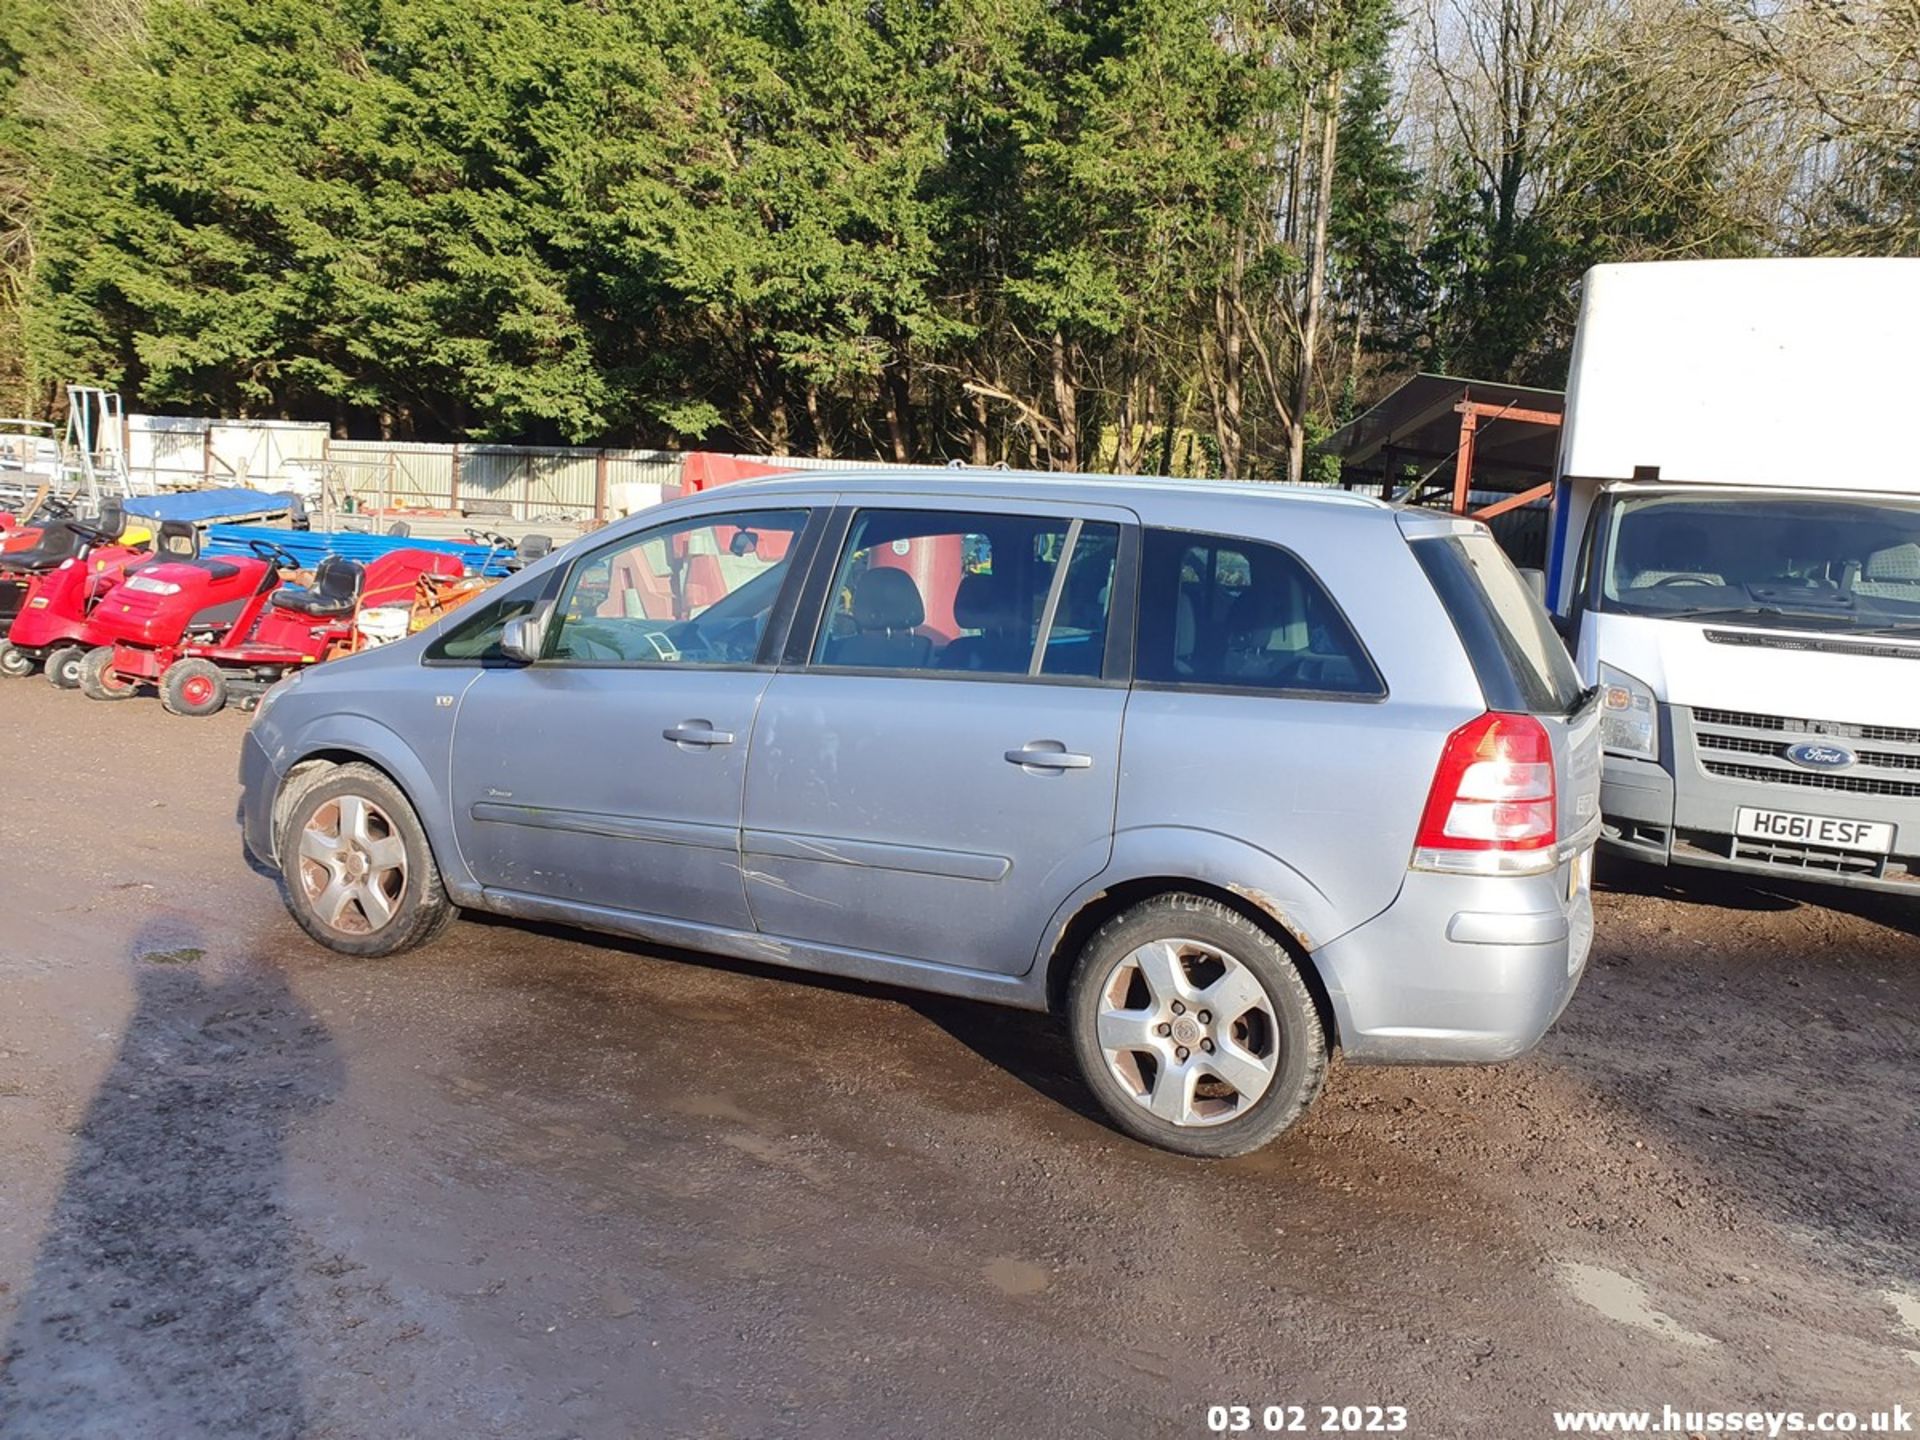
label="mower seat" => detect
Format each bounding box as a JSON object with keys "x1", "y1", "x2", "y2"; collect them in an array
[
  {"x1": 155, "y1": 521, "x2": 200, "y2": 559},
  {"x1": 0, "y1": 521, "x2": 85, "y2": 572},
  {"x1": 270, "y1": 555, "x2": 364, "y2": 618}
]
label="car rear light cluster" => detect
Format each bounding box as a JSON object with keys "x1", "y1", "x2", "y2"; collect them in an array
[{"x1": 1412, "y1": 712, "x2": 1559, "y2": 875}]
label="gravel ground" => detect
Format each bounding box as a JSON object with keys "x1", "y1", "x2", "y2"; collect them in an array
[{"x1": 0, "y1": 680, "x2": 1915, "y2": 1439}]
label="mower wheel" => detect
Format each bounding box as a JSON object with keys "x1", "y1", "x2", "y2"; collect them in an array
[
  {"x1": 277, "y1": 762, "x2": 456, "y2": 957},
  {"x1": 161, "y1": 658, "x2": 229, "y2": 718},
  {"x1": 78, "y1": 646, "x2": 135, "y2": 701},
  {"x1": 45, "y1": 644, "x2": 85, "y2": 690},
  {"x1": 0, "y1": 642, "x2": 33, "y2": 679}
]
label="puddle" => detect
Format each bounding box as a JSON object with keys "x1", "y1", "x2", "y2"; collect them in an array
[
  {"x1": 1885, "y1": 1288, "x2": 1920, "y2": 1364},
  {"x1": 1885, "y1": 1287, "x2": 1920, "y2": 1339},
  {"x1": 983, "y1": 1256, "x2": 1049, "y2": 1296},
  {"x1": 1556, "y1": 1261, "x2": 1715, "y2": 1348}
]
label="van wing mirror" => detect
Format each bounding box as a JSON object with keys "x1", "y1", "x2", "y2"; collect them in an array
[
  {"x1": 499, "y1": 612, "x2": 548, "y2": 665},
  {"x1": 1516, "y1": 567, "x2": 1547, "y2": 604}
]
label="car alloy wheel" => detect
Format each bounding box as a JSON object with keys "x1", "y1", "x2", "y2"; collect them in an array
[
  {"x1": 1094, "y1": 937, "x2": 1280, "y2": 1127},
  {"x1": 297, "y1": 793, "x2": 410, "y2": 936}
]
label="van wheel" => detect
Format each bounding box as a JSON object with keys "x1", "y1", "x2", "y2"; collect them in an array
[
  {"x1": 0, "y1": 642, "x2": 33, "y2": 678},
  {"x1": 161, "y1": 658, "x2": 228, "y2": 717},
  {"x1": 46, "y1": 644, "x2": 85, "y2": 689},
  {"x1": 276, "y1": 762, "x2": 455, "y2": 958},
  {"x1": 78, "y1": 645, "x2": 135, "y2": 701},
  {"x1": 1067, "y1": 894, "x2": 1327, "y2": 1158}
]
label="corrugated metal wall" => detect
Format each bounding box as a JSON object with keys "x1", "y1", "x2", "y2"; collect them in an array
[{"x1": 120, "y1": 421, "x2": 1090, "y2": 522}]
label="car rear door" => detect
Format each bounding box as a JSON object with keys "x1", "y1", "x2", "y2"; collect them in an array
[{"x1": 739, "y1": 496, "x2": 1137, "y2": 975}]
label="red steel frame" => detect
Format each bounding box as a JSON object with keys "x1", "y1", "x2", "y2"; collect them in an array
[{"x1": 1449, "y1": 400, "x2": 1562, "y2": 521}]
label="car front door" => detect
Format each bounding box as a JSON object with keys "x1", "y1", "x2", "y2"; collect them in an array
[
  {"x1": 449, "y1": 502, "x2": 816, "y2": 929},
  {"x1": 740, "y1": 497, "x2": 1135, "y2": 975}
]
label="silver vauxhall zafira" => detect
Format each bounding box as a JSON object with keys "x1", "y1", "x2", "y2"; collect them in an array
[{"x1": 240, "y1": 470, "x2": 1602, "y2": 1156}]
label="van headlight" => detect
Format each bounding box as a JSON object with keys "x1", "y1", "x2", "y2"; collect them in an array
[{"x1": 1598, "y1": 663, "x2": 1659, "y2": 762}]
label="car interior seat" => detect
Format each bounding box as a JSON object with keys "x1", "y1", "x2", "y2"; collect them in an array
[
  {"x1": 1854, "y1": 541, "x2": 1920, "y2": 604},
  {"x1": 828, "y1": 566, "x2": 931, "y2": 668},
  {"x1": 940, "y1": 571, "x2": 1029, "y2": 671}
]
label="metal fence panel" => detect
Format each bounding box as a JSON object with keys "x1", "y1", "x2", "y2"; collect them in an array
[
  {"x1": 327, "y1": 440, "x2": 456, "y2": 511},
  {"x1": 461, "y1": 445, "x2": 598, "y2": 519},
  {"x1": 127, "y1": 414, "x2": 212, "y2": 489}
]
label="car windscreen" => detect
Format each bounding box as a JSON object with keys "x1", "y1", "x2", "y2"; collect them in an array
[
  {"x1": 1596, "y1": 493, "x2": 1920, "y2": 634},
  {"x1": 1413, "y1": 531, "x2": 1585, "y2": 715}
]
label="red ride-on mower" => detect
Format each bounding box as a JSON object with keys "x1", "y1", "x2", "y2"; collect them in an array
[
  {"x1": 0, "y1": 499, "x2": 146, "y2": 666},
  {"x1": 0, "y1": 511, "x2": 174, "y2": 685},
  {"x1": 157, "y1": 545, "x2": 461, "y2": 717},
  {"x1": 78, "y1": 536, "x2": 302, "y2": 703}
]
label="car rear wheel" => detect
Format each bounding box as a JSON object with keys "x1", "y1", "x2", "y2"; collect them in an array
[
  {"x1": 0, "y1": 642, "x2": 33, "y2": 678},
  {"x1": 160, "y1": 658, "x2": 229, "y2": 718},
  {"x1": 276, "y1": 762, "x2": 455, "y2": 958},
  {"x1": 45, "y1": 644, "x2": 85, "y2": 689},
  {"x1": 1068, "y1": 894, "x2": 1327, "y2": 1158},
  {"x1": 78, "y1": 645, "x2": 135, "y2": 701}
]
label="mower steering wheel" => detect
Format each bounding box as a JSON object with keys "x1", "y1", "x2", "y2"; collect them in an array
[
  {"x1": 66, "y1": 522, "x2": 118, "y2": 547},
  {"x1": 247, "y1": 539, "x2": 303, "y2": 569}
]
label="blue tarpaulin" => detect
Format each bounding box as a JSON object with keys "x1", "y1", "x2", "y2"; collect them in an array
[
  {"x1": 124, "y1": 488, "x2": 298, "y2": 525},
  {"x1": 203, "y1": 525, "x2": 512, "y2": 577}
]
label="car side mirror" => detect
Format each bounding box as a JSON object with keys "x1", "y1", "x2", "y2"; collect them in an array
[
  {"x1": 1516, "y1": 567, "x2": 1546, "y2": 603},
  {"x1": 499, "y1": 613, "x2": 547, "y2": 665}
]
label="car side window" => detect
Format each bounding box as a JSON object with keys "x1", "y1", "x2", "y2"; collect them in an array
[
  {"x1": 546, "y1": 508, "x2": 807, "y2": 666},
  {"x1": 811, "y1": 509, "x2": 1118, "y2": 678},
  {"x1": 1137, "y1": 527, "x2": 1383, "y2": 696},
  {"x1": 424, "y1": 574, "x2": 560, "y2": 663}
]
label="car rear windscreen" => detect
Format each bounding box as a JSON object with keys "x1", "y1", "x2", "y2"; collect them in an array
[{"x1": 1413, "y1": 532, "x2": 1585, "y2": 715}]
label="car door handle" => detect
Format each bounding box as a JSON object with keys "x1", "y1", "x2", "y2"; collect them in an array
[
  {"x1": 663, "y1": 720, "x2": 735, "y2": 747},
  {"x1": 1005, "y1": 741, "x2": 1093, "y2": 771}
]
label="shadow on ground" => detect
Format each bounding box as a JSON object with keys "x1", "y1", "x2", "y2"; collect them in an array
[{"x1": 0, "y1": 924, "x2": 340, "y2": 1439}]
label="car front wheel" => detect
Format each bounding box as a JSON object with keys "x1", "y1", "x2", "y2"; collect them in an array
[
  {"x1": 276, "y1": 762, "x2": 455, "y2": 957},
  {"x1": 1068, "y1": 894, "x2": 1327, "y2": 1158}
]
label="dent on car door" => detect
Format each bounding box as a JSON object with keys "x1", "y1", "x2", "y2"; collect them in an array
[
  {"x1": 739, "y1": 501, "x2": 1135, "y2": 975},
  {"x1": 446, "y1": 505, "x2": 814, "y2": 929}
]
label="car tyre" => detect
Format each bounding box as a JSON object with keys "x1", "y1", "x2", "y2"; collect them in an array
[
  {"x1": 0, "y1": 642, "x2": 33, "y2": 678},
  {"x1": 160, "y1": 658, "x2": 229, "y2": 718},
  {"x1": 1068, "y1": 894, "x2": 1327, "y2": 1158},
  {"x1": 78, "y1": 645, "x2": 135, "y2": 701},
  {"x1": 276, "y1": 762, "x2": 456, "y2": 958},
  {"x1": 45, "y1": 643, "x2": 85, "y2": 689}
]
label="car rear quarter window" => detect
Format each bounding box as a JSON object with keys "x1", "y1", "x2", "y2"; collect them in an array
[
  {"x1": 1136, "y1": 528, "x2": 1384, "y2": 698},
  {"x1": 1413, "y1": 531, "x2": 1584, "y2": 714}
]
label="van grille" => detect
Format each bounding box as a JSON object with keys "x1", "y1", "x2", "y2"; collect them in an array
[
  {"x1": 1687, "y1": 707, "x2": 1920, "y2": 800},
  {"x1": 1692, "y1": 707, "x2": 1920, "y2": 746},
  {"x1": 1696, "y1": 733, "x2": 1920, "y2": 772}
]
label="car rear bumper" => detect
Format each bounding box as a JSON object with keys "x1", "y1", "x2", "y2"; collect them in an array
[
  {"x1": 1313, "y1": 856, "x2": 1593, "y2": 1064},
  {"x1": 239, "y1": 729, "x2": 280, "y2": 867}
]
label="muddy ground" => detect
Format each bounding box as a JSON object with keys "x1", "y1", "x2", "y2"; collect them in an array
[{"x1": 1, "y1": 679, "x2": 1915, "y2": 1439}]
